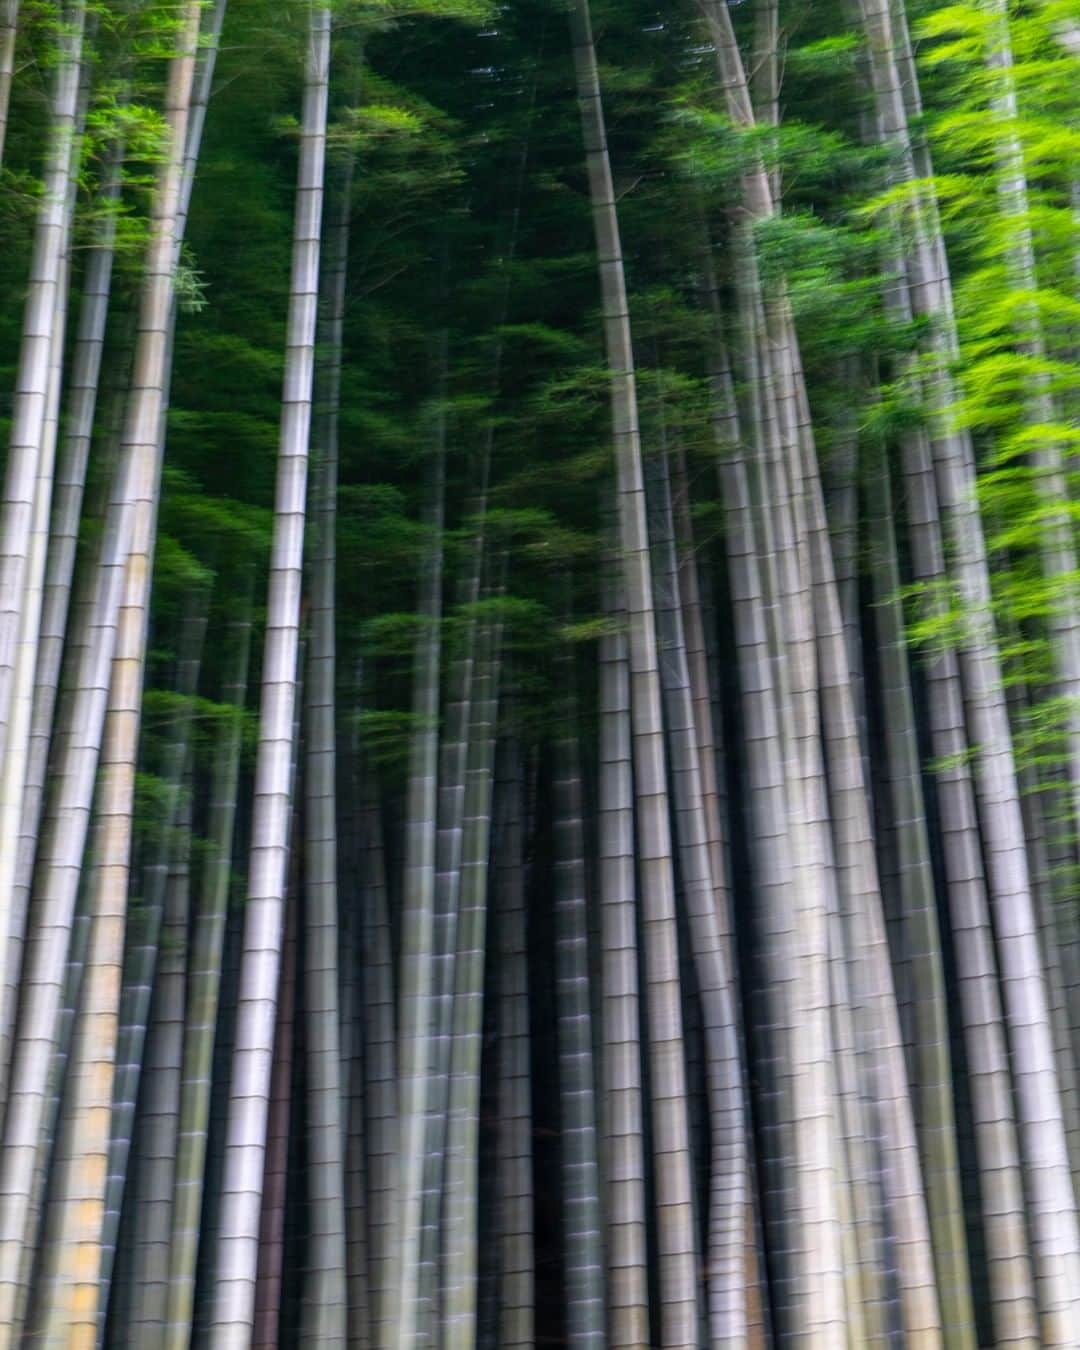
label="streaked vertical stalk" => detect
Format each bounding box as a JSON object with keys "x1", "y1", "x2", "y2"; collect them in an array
[
  {"x1": 3, "y1": 137, "x2": 124, "y2": 1086},
  {"x1": 126, "y1": 761, "x2": 196, "y2": 1338},
  {"x1": 442, "y1": 599, "x2": 502, "y2": 1350},
  {"x1": 165, "y1": 582, "x2": 254, "y2": 1349},
  {"x1": 805, "y1": 426, "x2": 943, "y2": 1345},
  {"x1": 302, "y1": 57, "x2": 353, "y2": 1342},
  {"x1": 598, "y1": 556, "x2": 648, "y2": 1350},
  {"x1": 0, "y1": 5, "x2": 203, "y2": 1332},
  {"x1": 0, "y1": 0, "x2": 17, "y2": 164},
  {"x1": 568, "y1": 1, "x2": 700, "y2": 1337},
  {"x1": 341, "y1": 874, "x2": 371, "y2": 1350},
  {"x1": 0, "y1": 0, "x2": 86, "y2": 1105},
  {"x1": 553, "y1": 665, "x2": 605, "y2": 1350},
  {"x1": 392, "y1": 338, "x2": 447, "y2": 1350},
  {"x1": 867, "y1": 446, "x2": 975, "y2": 1340},
  {"x1": 252, "y1": 867, "x2": 299, "y2": 1350},
  {"x1": 858, "y1": 0, "x2": 1080, "y2": 1332},
  {"x1": 493, "y1": 736, "x2": 534, "y2": 1350},
  {"x1": 99, "y1": 583, "x2": 209, "y2": 1331},
  {"x1": 359, "y1": 774, "x2": 397, "y2": 1350},
  {"x1": 0, "y1": 0, "x2": 85, "y2": 765},
  {"x1": 646, "y1": 444, "x2": 747, "y2": 1345},
  {"x1": 421, "y1": 488, "x2": 487, "y2": 1341},
  {"x1": 208, "y1": 7, "x2": 330, "y2": 1338}
]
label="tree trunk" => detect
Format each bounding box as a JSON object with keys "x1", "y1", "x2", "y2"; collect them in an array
[
  {"x1": 359, "y1": 775, "x2": 397, "y2": 1350},
  {"x1": 494, "y1": 736, "x2": 534, "y2": 1350},
  {"x1": 393, "y1": 336, "x2": 447, "y2": 1350},
  {"x1": 301, "y1": 68, "x2": 352, "y2": 1345},
  {"x1": 252, "y1": 870, "x2": 300, "y2": 1350},
  {"x1": 0, "y1": 4, "x2": 203, "y2": 1332},
  {"x1": 0, "y1": 0, "x2": 17, "y2": 165},
  {"x1": 646, "y1": 443, "x2": 747, "y2": 1345},
  {"x1": 421, "y1": 472, "x2": 488, "y2": 1344},
  {"x1": 857, "y1": 0, "x2": 1080, "y2": 1334},
  {"x1": 553, "y1": 671, "x2": 606, "y2": 1350},
  {"x1": 981, "y1": 0, "x2": 1080, "y2": 901},
  {"x1": 0, "y1": 0, "x2": 84, "y2": 770},
  {"x1": 442, "y1": 602, "x2": 501, "y2": 1350},
  {"x1": 208, "y1": 7, "x2": 330, "y2": 1338},
  {"x1": 867, "y1": 445, "x2": 976, "y2": 1340},
  {"x1": 126, "y1": 765, "x2": 195, "y2": 1338},
  {"x1": 98, "y1": 583, "x2": 209, "y2": 1331},
  {"x1": 164, "y1": 582, "x2": 253, "y2": 1349},
  {"x1": 568, "y1": 2, "x2": 700, "y2": 1339},
  {"x1": 0, "y1": 0, "x2": 86, "y2": 1105},
  {"x1": 598, "y1": 557, "x2": 649, "y2": 1350},
  {"x1": 2, "y1": 137, "x2": 124, "y2": 1090}
]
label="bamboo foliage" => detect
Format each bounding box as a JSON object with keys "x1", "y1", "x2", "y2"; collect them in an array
[{"x1": 1, "y1": 0, "x2": 1080, "y2": 1345}]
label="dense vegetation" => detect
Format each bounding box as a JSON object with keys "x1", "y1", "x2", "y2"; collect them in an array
[{"x1": 2, "y1": 0, "x2": 1080, "y2": 1344}]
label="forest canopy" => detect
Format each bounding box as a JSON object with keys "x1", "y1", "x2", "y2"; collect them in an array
[{"x1": 2, "y1": 0, "x2": 1080, "y2": 1344}]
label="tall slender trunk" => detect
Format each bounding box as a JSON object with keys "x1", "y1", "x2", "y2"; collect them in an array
[
  {"x1": 164, "y1": 582, "x2": 253, "y2": 1349},
  {"x1": 598, "y1": 557, "x2": 649, "y2": 1350},
  {"x1": 902, "y1": 417, "x2": 1039, "y2": 1347},
  {"x1": 392, "y1": 340, "x2": 447, "y2": 1350},
  {"x1": 750, "y1": 0, "x2": 780, "y2": 202},
  {"x1": 493, "y1": 737, "x2": 534, "y2": 1350},
  {"x1": 302, "y1": 79, "x2": 352, "y2": 1347},
  {"x1": 695, "y1": 9, "x2": 856, "y2": 1335},
  {"x1": 553, "y1": 669, "x2": 605, "y2": 1350},
  {"x1": 421, "y1": 478, "x2": 488, "y2": 1341},
  {"x1": 851, "y1": 48, "x2": 1040, "y2": 1344},
  {"x1": 982, "y1": 0, "x2": 1080, "y2": 869},
  {"x1": 825, "y1": 388, "x2": 870, "y2": 774},
  {"x1": 568, "y1": 3, "x2": 700, "y2": 1339},
  {"x1": 805, "y1": 433, "x2": 944, "y2": 1345},
  {"x1": 442, "y1": 604, "x2": 502, "y2": 1350},
  {"x1": 0, "y1": 0, "x2": 86, "y2": 1102},
  {"x1": 359, "y1": 774, "x2": 397, "y2": 1350},
  {"x1": 192, "y1": 869, "x2": 245, "y2": 1343},
  {"x1": 670, "y1": 446, "x2": 731, "y2": 964},
  {"x1": 0, "y1": 0, "x2": 84, "y2": 764},
  {"x1": 98, "y1": 583, "x2": 209, "y2": 1333},
  {"x1": 208, "y1": 8, "x2": 330, "y2": 1339},
  {"x1": 252, "y1": 869, "x2": 299, "y2": 1350},
  {"x1": 646, "y1": 444, "x2": 747, "y2": 1345},
  {"x1": 0, "y1": 6, "x2": 203, "y2": 1333},
  {"x1": 699, "y1": 261, "x2": 787, "y2": 1347},
  {"x1": 18, "y1": 831, "x2": 94, "y2": 1332},
  {"x1": 760, "y1": 337, "x2": 846, "y2": 1343},
  {"x1": 126, "y1": 762, "x2": 196, "y2": 1339},
  {"x1": 857, "y1": 1, "x2": 1080, "y2": 1335},
  {"x1": 28, "y1": 380, "x2": 181, "y2": 1345},
  {"x1": 867, "y1": 445, "x2": 975, "y2": 1339},
  {"x1": 1007, "y1": 674, "x2": 1080, "y2": 1190},
  {"x1": 0, "y1": 0, "x2": 17, "y2": 165},
  {"x1": 341, "y1": 886, "x2": 370, "y2": 1350},
  {"x1": 2, "y1": 138, "x2": 124, "y2": 1088}
]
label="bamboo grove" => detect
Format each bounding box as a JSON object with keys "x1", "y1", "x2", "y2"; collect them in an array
[{"x1": 3, "y1": 0, "x2": 1080, "y2": 1344}]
